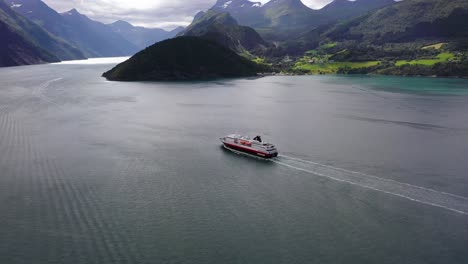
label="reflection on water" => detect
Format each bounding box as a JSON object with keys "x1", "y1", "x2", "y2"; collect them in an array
[{"x1": 55, "y1": 57, "x2": 130, "y2": 65}]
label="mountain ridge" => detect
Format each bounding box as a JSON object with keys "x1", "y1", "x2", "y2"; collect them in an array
[
  {"x1": 59, "y1": 7, "x2": 138, "y2": 57},
  {"x1": 323, "y1": 0, "x2": 468, "y2": 43},
  {"x1": 7, "y1": 0, "x2": 138, "y2": 57},
  {"x1": 178, "y1": 11, "x2": 270, "y2": 57},
  {"x1": 108, "y1": 20, "x2": 183, "y2": 49},
  {"x1": 206, "y1": 0, "x2": 395, "y2": 40}
]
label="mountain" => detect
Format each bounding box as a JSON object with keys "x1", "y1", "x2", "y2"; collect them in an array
[
  {"x1": 319, "y1": 0, "x2": 394, "y2": 22},
  {"x1": 0, "y1": 1, "x2": 86, "y2": 66},
  {"x1": 210, "y1": 0, "x2": 312, "y2": 31},
  {"x1": 210, "y1": 0, "x2": 264, "y2": 27},
  {"x1": 7, "y1": 0, "x2": 138, "y2": 57},
  {"x1": 261, "y1": 0, "x2": 313, "y2": 28},
  {"x1": 60, "y1": 9, "x2": 138, "y2": 57},
  {"x1": 193, "y1": 11, "x2": 206, "y2": 22},
  {"x1": 0, "y1": 1, "x2": 57, "y2": 66},
  {"x1": 324, "y1": 0, "x2": 468, "y2": 43},
  {"x1": 286, "y1": 0, "x2": 468, "y2": 77},
  {"x1": 109, "y1": 20, "x2": 183, "y2": 49},
  {"x1": 178, "y1": 11, "x2": 270, "y2": 56},
  {"x1": 206, "y1": 0, "x2": 395, "y2": 40},
  {"x1": 102, "y1": 36, "x2": 264, "y2": 81},
  {"x1": 211, "y1": 0, "x2": 263, "y2": 11},
  {"x1": 169, "y1": 27, "x2": 185, "y2": 35}
]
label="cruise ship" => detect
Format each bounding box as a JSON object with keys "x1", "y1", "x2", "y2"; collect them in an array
[{"x1": 220, "y1": 134, "x2": 279, "y2": 158}]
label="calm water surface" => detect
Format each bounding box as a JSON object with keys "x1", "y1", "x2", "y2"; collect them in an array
[{"x1": 1, "y1": 58, "x2": 468, "y2": 264}]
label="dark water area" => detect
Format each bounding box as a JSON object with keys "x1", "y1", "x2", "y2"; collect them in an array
[{"x1": 1, "y1": 58, "x2": 468, "y2": 264}]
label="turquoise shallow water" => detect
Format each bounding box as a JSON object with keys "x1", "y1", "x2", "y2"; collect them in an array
[
  {"x1": 0, "y1": 59, "x2": 467, "y2": 264},
  {"x1": 323, "y1": 74, "x2": 468, "y2": 95}
]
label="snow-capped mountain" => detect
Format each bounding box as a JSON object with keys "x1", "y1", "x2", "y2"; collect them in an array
[
  {"x1": 210, "y1": 0, "x2": 265, "y2": 26},
  {"x1": 211, "y1": 0, "x2": 263, "y2": 11},
  {"x1": 209, "y1": 0, "x2": 314, "y2": 30}
]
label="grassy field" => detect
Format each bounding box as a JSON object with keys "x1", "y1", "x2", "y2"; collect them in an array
[
  {"x1": 321, "y1": 42, "x2": 337, "y2": 49},
  {"x1": 305, "y1": 50, "x2": 318, "y2": 56},
  {"x1": 252, "y1": 57, "x2": 272, "y2": 68},
  {"x1": 253, "y1": 57, "x2": 266, "y2": 64},
  {"x1": 395, "y1": 52, "x2": 455, "y2": 66},
  {"x1": 422, "y1": 43, "x2": 447, "y2": 50},
  {"x1": 305, "y1": 43, "x2": 338, "y2": 56},
  {"x1": 293, "y1": 61, "x2": 380, "y2": 74}
]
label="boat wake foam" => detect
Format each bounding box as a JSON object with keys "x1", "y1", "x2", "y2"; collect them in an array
[{"x1": 272, "y1": 155, "x2": 468, "y2": 215}]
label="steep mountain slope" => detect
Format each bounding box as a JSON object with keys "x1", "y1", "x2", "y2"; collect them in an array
[
  {"x1": 0, "y1": 14, "x2": 56, "y2": 66},
  {"x1": 178, "y1": 11, "x2": 269, "y2": 56},
  {"x1": 319, "y1": 0, "x2": 394, "y2": 22},
  {"x1": 261, "y1": 0, "x2": 313, "y2": 28},
  {"x1": 59, "y1": 9, "x2": 138, "y2": 57},
  {"x1": 0, "y1": 1, "x2": 85, "y2": 66},
  {"x1": 8, "y1": 0, "x2": 66, "y2": 30},
  {"x1": 286, "y1": 0, "x2": 468, "y2": 77},
  {"x1": 324, "y1": 0, "x2": 468, "y2": 43},
  {"x1": 103, "y1": 37, "x2": 263, "y2": 81},
  {"x1": 109, "y1": 20, "x2": 183, "y2": 49},
  {"x1": 7, "y1": 0, "x2": 138, "y2": 57}
]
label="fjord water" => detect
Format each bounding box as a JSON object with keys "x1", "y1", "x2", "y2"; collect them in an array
[{"x1": 1, "y1": 58, "x2": 468, "y2": 264}]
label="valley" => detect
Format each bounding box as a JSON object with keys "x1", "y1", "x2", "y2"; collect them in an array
[
  {"x1": 287, "y1": 42, "x2": 467, "y2": 77},
  {"x1": 117, "y1": 0, "x2": 468, "y2": 79},
  {"x1": 1, "y1": 0, "x2": 467, "y2": 77},
  {"x1": 0, "y1": 0, "x2": 181, "y2": 65}
]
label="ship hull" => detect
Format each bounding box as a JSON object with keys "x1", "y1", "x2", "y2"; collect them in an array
[{"x1": 223, "y1": 142, "x2": 278, "y2": 159}]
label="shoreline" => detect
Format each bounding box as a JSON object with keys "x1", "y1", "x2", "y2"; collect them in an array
[{"x1": 257, "y1": 72, "x2": 468, "y2": 79}]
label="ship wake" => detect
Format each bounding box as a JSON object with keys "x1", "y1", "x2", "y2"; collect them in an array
[{"x1": 272, "y1": 155, "x2": 468, "y2": 215}]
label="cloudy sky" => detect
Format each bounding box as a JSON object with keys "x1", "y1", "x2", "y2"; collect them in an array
[{"x1": 42, "y1": 0, "x2": 335, "y2": 29}]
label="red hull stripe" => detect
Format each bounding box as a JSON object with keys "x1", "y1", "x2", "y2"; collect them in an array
[{"x1": 224, "y1": 142, "x2": 274, "y2": 157}]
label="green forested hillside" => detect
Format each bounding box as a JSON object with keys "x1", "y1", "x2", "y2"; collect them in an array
[
  {"x1": 103, "y1": 37, "x2": 266, "y2": 81},
  {"x1": 318, "y1": 0, "x2": 394, "y2": 22},
  {"x1": 279, "y1": 0, "x2": 468, "y2": 77}
]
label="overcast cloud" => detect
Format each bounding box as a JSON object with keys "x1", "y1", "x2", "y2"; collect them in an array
[{"x1": 42, "y1": 0, "x2": 334, "y2": 30}]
